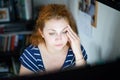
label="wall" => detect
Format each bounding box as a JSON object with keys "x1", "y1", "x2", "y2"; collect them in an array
[
  {"x1": 76, "y1": 1, "x2": 120, "y2": 65},
  {"x1": 68, "y1": 0, "x2": 78, "y2": 21},
  {"x1": 33, "y1": 0, "x2": 69, "y2": 20},
  {"x1": 95, "y1": 2, "x2": 120, "y2": 62}
]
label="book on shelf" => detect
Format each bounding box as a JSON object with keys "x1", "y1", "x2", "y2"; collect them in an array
[
  {"x1": 0, "y1": 0, "x2": 33, "y2": 21},
  {"x1": 14, "y1": 0, "x2": 33, "y2": 20},
  {"x1": 7, "y1": 36, "x2": 11, "y2": 52},
  {"x1": 9, "y1": 0, "x2": 16, "y2": 21},
  {"x1": 0, "y1": 0, "x2": 9, "y2": 8},
  {"x1": 3, "y1": 36, "x2": 8, "y2": 52},
  {"x1": 0, "y1": 32, "x2": 31, "y2": 53},
  {"x1": 0, "y1": 24, "x2": 26, "y2": 34},
  {"x1": 0, "y1": 62, "x2": 9, "y2": 73}
]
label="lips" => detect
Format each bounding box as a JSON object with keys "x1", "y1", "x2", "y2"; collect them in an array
[{"x1": 55, "y1": 44, "x2": 63, "y2": 46}]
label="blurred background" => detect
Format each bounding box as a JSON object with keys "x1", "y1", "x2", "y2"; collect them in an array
[{"x1": 0, "y1": 0, "x2": 120, "y2": 78}]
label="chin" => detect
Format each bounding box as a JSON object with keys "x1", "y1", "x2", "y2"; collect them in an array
[
  {"x1": 54, "y1": 46, "x2": 64, "y2": 51},
  {"x1": 54, "y1": 45, "x2": 67, "y2": 51}
]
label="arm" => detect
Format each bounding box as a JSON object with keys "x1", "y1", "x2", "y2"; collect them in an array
[
  {"x1": 19, "y1": 45, "x2": 39, "y2": 76},
  {"x1": 19, "y1": 65, "x2": 34, "y2": 76},
  {"x1": 74, "y1": 49, "x2": 87, "y2": 67},
  {"x1": 66, "y1": 25, "x2": 87, "y2": 67}
]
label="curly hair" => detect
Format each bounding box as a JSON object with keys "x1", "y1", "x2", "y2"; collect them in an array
[{"x1": 29, "y1": 4, "x2": 78, "y2": 46}]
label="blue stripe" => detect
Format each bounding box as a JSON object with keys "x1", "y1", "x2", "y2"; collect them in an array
[
  {"x1": 20, "y1": 57, "x2": 37, "y2": 72},
  {"x1": 23, "y1": 53, "x2": 40, "y2": 70}
]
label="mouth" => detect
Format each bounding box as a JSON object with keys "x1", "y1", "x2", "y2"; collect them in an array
[{"x1": 55, "y1": 44, "x2": 63, "y2": 47}]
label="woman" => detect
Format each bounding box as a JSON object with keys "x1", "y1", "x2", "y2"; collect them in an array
[{"x1": 19, "y1": 4, "x2": 87, "y2": 75}]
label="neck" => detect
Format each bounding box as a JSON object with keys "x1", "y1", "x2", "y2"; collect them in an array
[{"x1": 45, "y1": 44, "x2": 69, "y2": 55}]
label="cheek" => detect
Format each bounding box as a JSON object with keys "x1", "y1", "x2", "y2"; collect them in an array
[
  {"x1": 43, "y1": 35, "x2": 55, "y2": 44},
  {"x1": 62, "y1": 35, "x2": 68, "y2": 42}
]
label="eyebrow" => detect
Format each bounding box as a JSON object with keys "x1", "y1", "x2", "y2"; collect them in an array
[{"x1": 48, "y1": 27, "x2": 67, "y2": 31}]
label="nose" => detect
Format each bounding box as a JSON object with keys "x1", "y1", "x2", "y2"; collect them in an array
[{"x1": 55, "y1": 34, "x2": 62, "y2": 41}]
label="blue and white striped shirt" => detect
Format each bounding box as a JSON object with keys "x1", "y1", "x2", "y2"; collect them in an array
[{"x1": 19, "y1": 44, "x2": 87, "y2": 73}]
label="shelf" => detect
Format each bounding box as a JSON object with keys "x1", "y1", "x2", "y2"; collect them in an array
[
  {"x1": 0, "y1": 20, "x2": 35, "y2": 25},
  {"x1": 0, "y1": 20, "x2": 35, "y2": 33},
  {"x1": 0, "y1": 0, "x2": 34, "y2": 77},
  {"x1": 0, "y1": 72, "x2": 15, "y2": 78},
  {"x1": 0, "y1": 31, "x2": 32, "y2": 37},
  {"x1": 0, "y1": 51, "x2": 20, "y2": 57}
]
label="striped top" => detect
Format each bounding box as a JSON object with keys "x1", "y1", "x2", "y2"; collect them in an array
[{"x1": 19, "y1": 44, "x2": 87, "y2": 73}]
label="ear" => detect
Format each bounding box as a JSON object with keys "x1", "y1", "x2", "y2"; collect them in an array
[{"x1": 38, "y1": 29, "x2": 44, "y2": 38}]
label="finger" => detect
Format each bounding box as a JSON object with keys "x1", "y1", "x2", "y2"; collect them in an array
[
  {"x1": 66, "y1": 31, "x2": 73, "y2": 43},
  {"x1": 67, "y1": 25, "x2": 79, "y2": 40},
  {"x1": 66, "y1": 29, "x2": 75, "y2": 40},
  {"x1": 67, "y1": 25, "x2": 79, "y2": 39}
]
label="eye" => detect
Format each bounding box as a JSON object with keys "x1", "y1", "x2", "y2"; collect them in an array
[
  {"x1": 62, "y1": 31, "x2": 67, "y2": 34},
  {"x1": 49, "y1": 33, "x2": 56, "y2": 35}
]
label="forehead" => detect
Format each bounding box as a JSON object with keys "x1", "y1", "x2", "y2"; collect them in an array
[{"x1": 44, "y1": 18, "x2": 69, "y2": 30}]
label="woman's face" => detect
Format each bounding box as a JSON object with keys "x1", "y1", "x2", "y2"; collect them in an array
[{"x1": 41, "y1": 18, "x2": 69, "y2": 50}]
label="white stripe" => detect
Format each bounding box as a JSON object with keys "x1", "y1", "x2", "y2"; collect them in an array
[
  {"x1": 71, "y1": 57, "x2": 75, "y2": 63},
  {"x1": 82, "y1": 48, "x2": 85, "y2": 53},
  {"x1": 69, "y1": 49, "x2": 72, "y2": 51},
  {"x1": 38, "y1": 64, "x2": 43, "y2": 67},
  {"x1": 67, "y1": 54, "x2": 73, "y2": 57},
  {"x1": 65, "y1": 60, "x2": 72, "y2": 63},
  {"x1": 23, "y1": 53, "x2": 40, "y2": 70},
  {"x1": 20, "y1": 57, "x2": 37, "y2": 72},
  {"x1": 71, "y1": 61, "x2": 75, "y2": 65},
  {"x1": 65, "y1": 56, "x2": 75, "y2": 64},
  {"x1": 25, "y1": 49, "x2": 37, "y2": 62},
  {"x1": 37, "y1": 59, "x2": 42, "y2": 61},
  {"x1": 63, "y1": 65, "x2": 70, "y2": 69},
  {"x1": 29, "y1": 45, "x2": 32, "y2": 47},
  {"x1": 34, "y1": 53, "x2": 40, "y2": 56},
  {"x1": 31, "y1": 46, "x2": 39, "y2": 50},
  {"x1": 83, "y1": 53, "x2": 87, "y2": 58}
]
